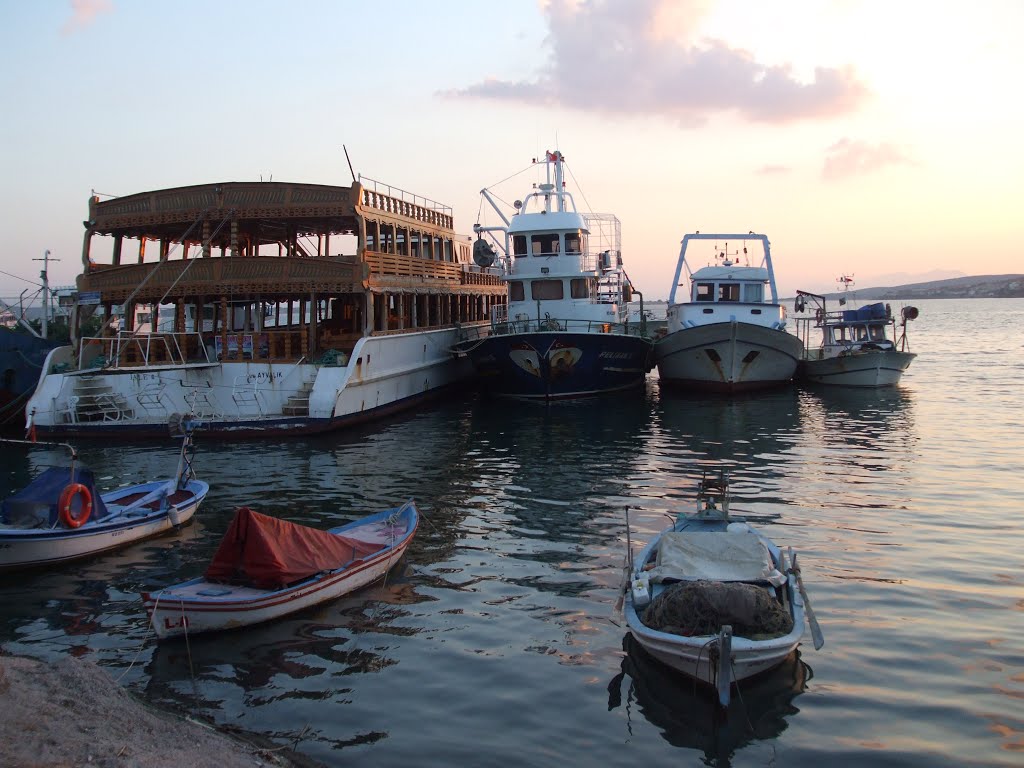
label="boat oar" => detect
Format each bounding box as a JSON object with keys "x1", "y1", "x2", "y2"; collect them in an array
[
  {"x1": 790, "y1": 550, "x2": 825, "y2": 650},
  {"x1": 613, "y1": 507, "x2": 633, "y2": 617}
]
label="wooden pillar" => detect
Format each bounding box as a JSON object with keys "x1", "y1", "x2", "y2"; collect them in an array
[
  {"x1": 202, "y1": 222, "x2": 211, "y2": 257},
  {"x1": 230, "y1": 220, "x2": 239, "y2": 258},
  {"x1": 411, "y1": 292, "x2": 418, "y2": 328},
  {"x1": 160, "y1": 239, "x2": 170, "y2": 261},
  {"x1": 138, "y1": 237, "x2": 147, "y2": 264},
  {"x1": 220, "y1": 297, "x2": 228, "y2": 360},
  {"x1": 112, "y1": 235, "x2": 122, "y2": 266},
  {"x1": 308, "y1": 292, "x2": 317, "y2": 356}
]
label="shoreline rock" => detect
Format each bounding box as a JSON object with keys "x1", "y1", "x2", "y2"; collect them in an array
[{"x1": 0, "y1": 650, "x2": 315, "y2": 768}]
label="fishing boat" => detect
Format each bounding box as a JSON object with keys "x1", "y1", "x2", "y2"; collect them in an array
[
  {"x1": 655, "y1": 233, "x2": 802, "y2": 392},
  {"x1": 0, "y1": 423, "x2": 208, "y2": 570},
  {"x1": 622, "y1": 473, "x2": 823, "y2": 708},
  {"x1": 454, "y1": 150, "x2": 654, "y2": 399},
  {"x1": 143, "y1": 501, "x2": 419, "y2": 639},
  {"x1": 794, "y1": 281, "x2": 919, "y2": 387},
  {"x1": 24, "y1": 173, "x2": 505, "y2": 438}
]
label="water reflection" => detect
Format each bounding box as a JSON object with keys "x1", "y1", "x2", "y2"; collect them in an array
[
  {"x1": 650, "y1": 385, "x2": 805, "y2": 515},
  {"x1": 609, "y1": 635, "x2": 810, "y2": 766}
]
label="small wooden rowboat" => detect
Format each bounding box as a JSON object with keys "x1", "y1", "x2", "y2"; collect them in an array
[
  {"x1": 0, "y1": 429, "x2": 208, "y2": 571},
  {"x1": 623, "y1": 474, "x2": 823, "y2": 707},
  {"x1": 143, "y1": 501, "x2": 419, "y2": 639}
]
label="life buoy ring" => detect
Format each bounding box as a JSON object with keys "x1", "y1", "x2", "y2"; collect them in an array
[
  {"x1": 815, "y1": 308, "x2": 824, "y2": 323},
  {"x1": 59, "y1": 483, "x2": 92, "y2": 528}
]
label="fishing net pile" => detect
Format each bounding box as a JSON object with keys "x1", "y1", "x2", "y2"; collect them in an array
[{"x1": 641, "y1": 580, "x2": 794, "y2": 639}]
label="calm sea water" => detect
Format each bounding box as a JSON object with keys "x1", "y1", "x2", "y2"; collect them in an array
[{"x1": 1, "y1": 297, "x2": 1021, "y2": 767}]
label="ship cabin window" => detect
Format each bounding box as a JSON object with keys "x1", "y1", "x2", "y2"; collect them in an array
[
  {"x1": 531, "y1": 234, "x2": 560, "y2": 256},
  {"x1": 742, "y1": 283, "x2": 764, "y2": 303},
  {"x1": 444, "y1": 238, "x2": 454, "y2": 261},
  {"x1": 509, "y1": 281, "x2": 525, "y2": 301},
  {"x1": 570, "y1": 278, "x2": 591, "y2": 298},
  {"x1": 854, "y1": 325, "x2": 868, "y2": 341},
  {"x1": 565, "y1": 231, "x2": 584, "y2": 254},
  {"x1": 695, "y1": 282, "x2": 714, "y2": 302},
  {"x1": 513, "y1": 235, "x2": 528, "y2": 257},
  {"x1": 531, "y1": 279, "x2": 564, "y2": 300},
  {"x1": 718, "y1": 283, "x2": 740, "y2": 302},
  {"x1": 869, "y1": 325, "x2": 886, "y2": 341}
]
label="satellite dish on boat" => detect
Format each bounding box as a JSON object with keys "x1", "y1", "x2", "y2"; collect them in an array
[{"x1": 473, "y1": 238, "x2": 496, "y2": 268}]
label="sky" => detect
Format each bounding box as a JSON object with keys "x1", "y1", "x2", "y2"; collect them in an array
[{"x1": 1, "y1": 0, "x2": 1021, "y2": 303}]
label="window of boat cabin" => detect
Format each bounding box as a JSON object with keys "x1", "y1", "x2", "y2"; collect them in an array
[
  {"x1": 742, "y1": 283, "x2": 764, "y2": 303},
  {"x1": 718, "y1": 283, "x2": 740, "y2": 302},
  {"x1": 695, "y1": 282, "x2": 714, "y2": 301},
  {"x1": 513, "y1": 235, "x2": 528, "y2": 258},
  {"x1": 509, "y1": 281, "x2": 525, "y2": 301},
  {"x1": 565, "y1": 231, "x2": 584, "y2": 254},
  {"x1": 531, "y1": 279, "x2": 564, "y2": 300},
  {"x1": 869, "y1": 325, "x2": 885, "y2": 341},
  {"x1": 570, "y1": 278, "x2": 591, "y2": 298},
  {"x1": 531, "y1": 234, "x2": 560, "y2": 256}
]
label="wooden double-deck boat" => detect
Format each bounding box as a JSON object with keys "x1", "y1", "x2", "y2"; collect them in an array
[{"x1": 25, "y1": 174, "x2": 505, "y2": 438}]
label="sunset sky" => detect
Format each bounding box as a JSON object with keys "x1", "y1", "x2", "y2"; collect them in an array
[{"x1": 2, "y1": 0, "x2": 1021, "y2": 302}]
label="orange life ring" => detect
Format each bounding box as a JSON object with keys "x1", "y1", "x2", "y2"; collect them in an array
[{"x1": 59, "y1": 483, "x2": 92, "y2": 528}]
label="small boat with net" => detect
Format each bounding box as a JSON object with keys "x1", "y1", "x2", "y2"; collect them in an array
[
  {"x1": 0, "y1": 421, "x2": 207, "y2": 570},
  {"x1": 143, "y1": 501, "x2": 418, "y2": 639},
  {"x1": 622, "y1": 473, "x2": 823, "y2": 707}
]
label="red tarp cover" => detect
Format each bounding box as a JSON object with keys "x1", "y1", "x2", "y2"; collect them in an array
[{"x1": 205, "y1": 507, "x2": 385, "y2": 589}]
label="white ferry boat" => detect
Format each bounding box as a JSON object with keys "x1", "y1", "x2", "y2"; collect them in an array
[{"x1": 25, "y1": 177, "x2": 505, "y2": 438}]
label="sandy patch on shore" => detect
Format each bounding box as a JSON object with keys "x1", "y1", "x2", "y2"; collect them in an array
[{"x1": 0, "y1": 651, "x2": 309, "y2": 768}]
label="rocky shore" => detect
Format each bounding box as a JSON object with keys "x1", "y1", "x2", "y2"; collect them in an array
[{"x1": 0, "y1": 651, "x2": 312, "y2": 768}]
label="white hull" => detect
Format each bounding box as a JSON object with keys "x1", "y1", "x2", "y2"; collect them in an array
[
  {"x1": 800, "y1": 350, "x2": 915, "y2": 387},
  {"x1": 147, "y1": 548, "x2": 407, "y2": 638},
  {"x1": 26, "y1": 327, "x2": 474, "y2": 437},
  {"x1": 625, "y1": 589, "x2": 805, "y2": 684},
  {"x1": 0, "y1": 481, "x2": 207, "y2": 570},
  {"x1": 656, "y1": 321, "x2": 802, "y2": 392}
]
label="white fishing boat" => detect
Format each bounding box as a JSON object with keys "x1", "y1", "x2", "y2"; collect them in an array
[
  {"x1": 25, "y1": 174, "x2": 505, "y2": 438},
  {"x1": 622, "y1": 474, "x2": 823, "y2": 708},
  {"x1": 143, "y1": 501, "x2": 418, "y2": 639},
  {"x1": 655, "y1": 233, "x2": 802, "y2": 392},
  {"x1": 0, "y1": 423, "x2": 208, "y2": 570},
  {"x1": 794, "y1": 281, "x2": 918, "y2": 387},
  {"x1": 454, "y1": 150, "x2": 654, "y2": 399}
]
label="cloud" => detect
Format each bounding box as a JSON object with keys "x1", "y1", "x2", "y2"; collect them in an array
[
  {"x1": 61, "y1": 0, "x2": 113, "y2": 36},
  {"x1": 756, "y1": 164, "x2": 791, "y2": 176},
  {"x1": 822, "y1": 138, "x2": 916, "y2": 180},
  {"x1": 448, "y1": 0, "x2": 867, "y2": 125}
]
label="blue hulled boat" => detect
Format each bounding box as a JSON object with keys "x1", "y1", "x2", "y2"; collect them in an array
[{"x1": 456, "y1": 150, "x2": 654, "y2": 399}]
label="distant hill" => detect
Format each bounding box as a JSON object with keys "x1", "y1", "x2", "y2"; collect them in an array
[{"x1": 813, "y1": 274, "x2": 1024, "y2": 301}]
